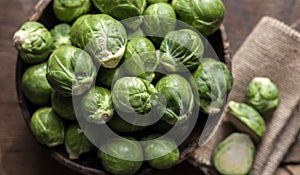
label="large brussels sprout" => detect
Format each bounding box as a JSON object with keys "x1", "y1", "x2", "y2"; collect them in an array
[
  {"x1": 142, "y1": 134, "x2": 179, "y2": 169},
  {"x1": 65, "y1": 123, "x2": 94, "y2": 159},
  {"x1": 46, "y1": 46, "x2": 96, "y2": 96},
  {"x1": 81, "y1": 87, "x2": 114, "y2": 124},
  {"x1": 228, "y1": 101, "x2": 266, "y2": 143},
  {"x1": 147, "y1": 0, "x2": 169, "y2": 5},
  {"x1": 246, "y1": 77, "x2": 280, "y2": 114},
  {"x1": 160, "y1": 29, "x2": 204, "y2": 72},
  {"x1": 13, "y1": 21, "x2": 53, "y2": 64},
  {"x1": 21, "y1": 62, "x2": 52, "y2": 105},
  {"x1": 50, "y1": 23, "x2": 72, "y2": 49},
  {"x1": 143, "y1": 3, "x2": 176, "y2": 44},
  {"x1": 30, "y1": 107, "x2": 65, "y2": 147},
  {"x1": 172, "y1": 0, "x2": 225, "y2": 36},
  {"x1": 112, "y1": 77, "x2": 157, "y2": 114},
  {"x1": 92, "y1": 0, "x2": 147, "y2": 30},
  {"x1": 71, "y1": 14, "x2": 127, "y2": 68},
  {"x1": 213, "y1": 133, "x2": 255, "y2": 175},
  {"x1": 123, "y1": 36, "x2": 158, "y2": 81},
  {"x1": 155, "y1": 74, "x2": 194, "y2": 125},
  {"x1": 192, "y1": 58, "x2": 233, "y2": 114},
  {"x1": 51, "y1": 91, "x2": 76, "y2": 120},
  {"x1": 98, "y1": 137, "x2": 143, "y2": 175},
  {"x1": 107, "y1": 113, "x2": 146, "y2": 133},
  {"x1": 53, "y1": 0, "x2": 91, "y2": 22}
]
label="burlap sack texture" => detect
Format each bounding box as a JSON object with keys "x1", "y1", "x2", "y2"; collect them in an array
[{"x1": 188, "y1": 16, "x2": 300, "y2": 175}]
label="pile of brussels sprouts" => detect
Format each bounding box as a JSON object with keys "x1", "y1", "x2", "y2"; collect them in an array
[
  {"x1": 213, "y1": 77, "x2": 280, "y2": 175},
  {"x1": 13, "y1": 0, "x2": 232, "y2": 174}
]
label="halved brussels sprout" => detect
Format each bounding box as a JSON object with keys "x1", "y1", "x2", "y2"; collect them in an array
[
  {"x1": 92, "y1": 0, "x2": 147, "y2": 30},
  {"x1": 21, "y1": 62, "x2": 52, "y2": 106},
  {"x1": 228, "y1": 101, "x2": 266, "y2": 143},
  {"x1": 71, "y1": 14, "x2": 127, "y2": 68},
  {"x1": 51, "y1": 91, "x2": 76, "y2": 120},
  {"x1": 123, "y1": 36, "x2": 158, "y2": 81},
  {"x1": 160, "y1": 29, "x2": 204, "y2": 72},
  {"x1": 98, "y1": 137, "x2": 143, "y2": 175},
  {"x1": 192, "y1": 58, "x2": 233, "y2": 114},
  {"x1": 13, "y1": 21, "x2": 53, "y2": 64},
  {"x1": 246, "y1": 77, "x2": 280, "y2": 114},
  {"x1": 142, "y1": 134, "x2": 179, "y2": 170},
  {"x1": 143, "y1": 3, "x2": 176, "y2": 44},
  {"x1": 213, "y1": 133, "x2": 255, "y2": 175},
  {"x1": 147, "y1": 0, "x2": 169, "y2": 5},
  {"x1": 53, "y1": 0, "x2": 91, "y2": 22},
  {"x1": 107, "y1": 113, "x2": 146, "y2": 133},
  {"x1": 172, "y1": 0, "x2": 225, "y2": 36},
  {"x1": 112, "y1": 77, "x2": 157, "y2": 114},
  {"x1": 65, "y1": 123, "x2": 94, "y2": 159},
  {"x1": 155, "y1": 74, "x2": 194, "y2": 125},
  {"x1": 50, "y1": 23, "x2": 72, "y2": 49},
  {"x1": 30, "y1": 107, "x2": 65, "y2": 147},
  {"x1": 46, "y1": 46, "x2": 96, "y2": 96},
  {"x1": 81, "y1": 87, "x2": 114, "y2": 124}
]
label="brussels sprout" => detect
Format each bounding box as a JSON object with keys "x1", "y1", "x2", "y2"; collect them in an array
[
  {"x1": 147, "y1": 0, "x2": 169, "y2": 5},
  {"x1": 213, "y1": 133, "x2": 255, "y2": 175},
  {"x1": 71, "y1": 14, "x2": 127, "y2": 68},
  {"x1": 92, "y1": 0, "x2": 147, "y2": 30},
  {"x1": 81, "y1": 87, "x2": 114, "y2": 124},
  {"x1": 142, "y1": 135, "x2": 179, "y2": 169},
  {"x1": 65, "y1": 123, "x2": 94, "y2": 159},
  {"x1": 155, "y1": 74, "x2": 194, "y2": 125},
  {"x1": 246, "y1": 77, "x2": 280, "y2": 114},
  {"x1": 192, "y1": 58, "x2": 233, "y2": 114},
  {"x1": 13, "y1": 21, "x2": 53, "y2": 64},
  {"x1": 98, "y1": 137, "x2": 143, "y2": 175},
  {"x1": 112, "y1": 77, "x2": 157, "y2": 114},
  {"x1": 107, "y1": 113, "x2": 146, "y2": 133},
  {"x1": 21, "y1": 62, "x2": 52, "y2": 105},
  {"x1": 228, "y1": 101, "x2": 266, "y2": 143},
  {"x1": 96, "y1": 66, "x2": 121, "y2": 89},
  {"x1": 51, "y1": 91, "x2": 76, "y2": 120},
  {"x1": 50, "y1": 23, "x2": 72, "y2": 49},
  {"x1": 30, "y1": 107, "x2": 65, "y2": 147},
  {"x1": 46, "y1": 46, "x2": 96, "y2": 96},
  {"x1": 172, "y1": 0, "x2": 225, "y2": 36},
  {"x1": 160, "y1": 29, "x2": 204, "y2": 72},
  {"x1": 53, "y1": 0, "x2": 91, "y2": 22},
  {"x1": 123, "y1": 36, "x2": 158, "y2": 81},
  {"x1": 143, "y1": 3, "x2": 176, "y2": 44}
]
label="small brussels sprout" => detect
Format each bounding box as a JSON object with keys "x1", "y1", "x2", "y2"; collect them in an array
[
  {"x1": 92, "y1": 0, "x2": 147, "y2": 30},
  {"x1": 98, "y1": 137, "x2": 143, "y2": 175},
  {"x1": 246, "y1": 77, "x2": 280, "y2": 114},
  {"x1": 143, "y1": 3, "x2": 176, "y2": 44},
  {"x1": 112, "y1": 77, "x2": 157, "y2": 114},
  {"x1": 50, "y1": 23, "x2": 72, "y2": 49},
  {"x1": 21, "y1": 62, "x2": 52, "y2": 106},
  {"x1": 155, "y1": 74, "x2": 194, "y2": 125},
  {"x1": 71, "y1": 14, "x2": 127, "y2": 68},
  {"x1": 142, "y1": 135, "x2": 179, "y2": 169},
  {"x1": 160, "y1": 29, "x2": 204, "y2": 72},
  {"x1": 147, "y1": 0, "x2": 169, "y2": 5},
  {"x1": 192, "y1": 58, "x2": 233, "y2": 114},
  {"x1": 107, "y1": 113, "x2": 146, "y2": 133},
  {"x1": 30, "y1": 107, "x2": 65, "y2": 147},
  {"x1": 46, "y1": 46, "x2": 96, "y2": 96},
  {"x1": 13, "y1": 21, "x2": 53, "y2": 64},
  {"x1": 228, "y1": 101, "x2": 266, "y2": 143},
  {"x1": 65, "y1": 123, "x2": 94, "y2": 159},
  {"x1": 213, "y1": 133, "x2": 255, "y2": 175},
  {"x1": 51, "y1": 91, "x2": 76, "y2": 120},
  {"x1": 172, "y1": 0, "x2": 225, "y2": 36},
  {"x1": 81, "y1": 87, "x2": 114, "y2": 124},
  {"x1": 124, "y1": 36, "x2": 158, "y2": 81},
  {"x1": 53, "y1": 0, "x2": 91, "y2": 22}
]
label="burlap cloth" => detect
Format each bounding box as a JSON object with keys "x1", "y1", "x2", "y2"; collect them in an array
[{"x1": 188, "y1": 16, "x2": 300, "y2": 175}]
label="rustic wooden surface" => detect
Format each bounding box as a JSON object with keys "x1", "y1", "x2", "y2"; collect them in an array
[{"x1": 0, "y1": 0, "x2": 299, "y2": 174}]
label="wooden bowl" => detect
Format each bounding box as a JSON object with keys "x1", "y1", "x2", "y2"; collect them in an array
[{"x1": 16, "y1": 0, "x2": 231, "y2": 174}]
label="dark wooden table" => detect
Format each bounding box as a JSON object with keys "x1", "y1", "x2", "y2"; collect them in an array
[{"x1": 1, "y1": 0, "x2": 299, "y2": 174}]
